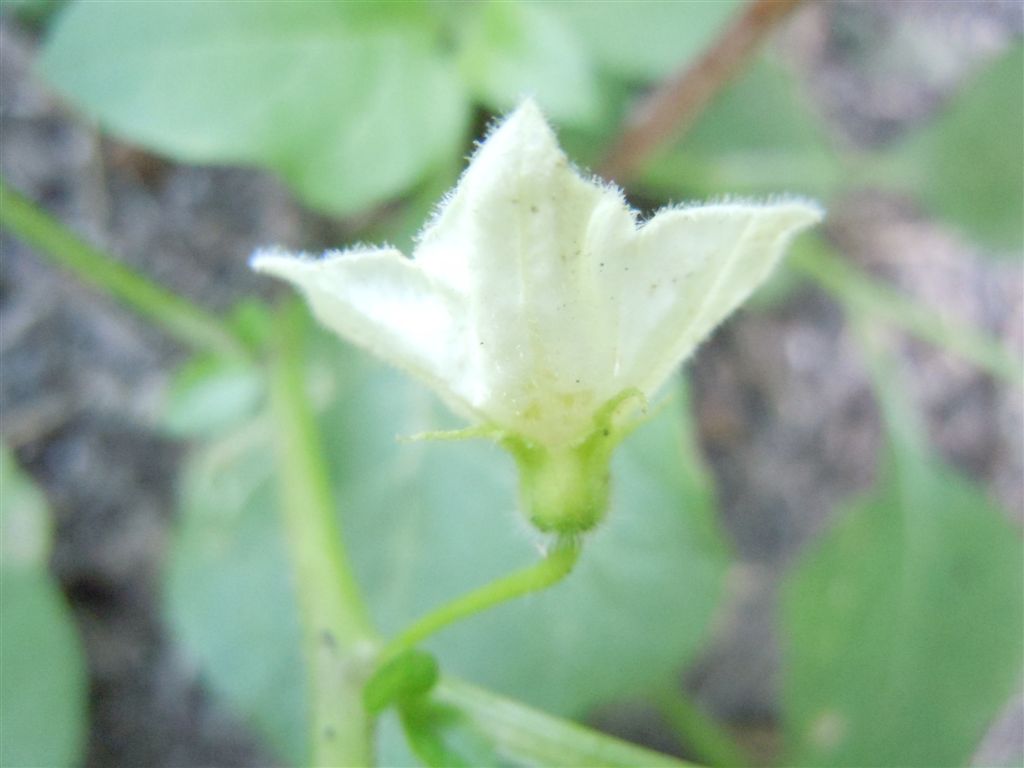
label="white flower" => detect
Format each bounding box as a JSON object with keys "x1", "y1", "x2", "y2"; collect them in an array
[{"x1": 253, "y1": 100, "x2": 821, "y2": 533}]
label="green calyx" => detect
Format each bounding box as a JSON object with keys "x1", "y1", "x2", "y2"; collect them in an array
[{"x1": 502, "y1": 389, "x2": 645, "y2": 534}]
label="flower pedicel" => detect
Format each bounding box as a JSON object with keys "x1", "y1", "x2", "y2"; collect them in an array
[{"x1": 253, "y1": 100, "x2": 822, "y2": 534}]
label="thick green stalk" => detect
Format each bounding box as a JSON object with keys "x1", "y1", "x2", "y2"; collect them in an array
[
  {"x1": 269, "y1": 305, "x2": 376, "y2": 767},
  {"x1": 0, "y1": 178, "x2": 247, "y2": 360},
  {"x1": 380, "y1": 537, "x2": 580, "y2": 662}
]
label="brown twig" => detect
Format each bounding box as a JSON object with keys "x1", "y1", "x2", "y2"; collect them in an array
[{"x1": 599, "y1": 0, "x2": 807, "y2": 185}]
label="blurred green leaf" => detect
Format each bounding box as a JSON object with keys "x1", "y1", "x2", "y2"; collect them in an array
[
  {"x1": 556, "y1": 76, "x2": 638, "y2": 171},
  {"x1": 872, "y1": 45, "x2": 1023, "y2": 251},
  {"x1": 781, "y1": 451, "x2": 1023, "y2": 766},
  {"x1": 166, "y1": 334, "x2": 730, "y2": 764},
  {"x1": 39, "y1": 1, "x2": 468, "y2": 215},
  {"x1": 400, "y1": 678, "x2": 693, "y2": 768},
  {"x1": 640, "y1": 59, "x2": 843, "y2": 201},
  {"x1": 3, "y1": 0, "x2": 67, "y2": 29},
  {"x1": 165, "y1": 421, "x2": 308, "y2": 764},
  {"x1": 400, "y1": 696, "x2": 502, "y2": 768},
  {"x1": 457, "y1": 2, "x2": 599, "y2": 126},
  {"x1": 552, "y1": 0, "x2": 742, "y2": 81},
  {"x1": 227, "y1": 299, "x2": 276, "y2": 356},
  {"x1": 161, "y1": 356, "x2": 264, "y2": 438},
  {"x1": 0, "y1": 448, "x2": 88, "y2": 768}
]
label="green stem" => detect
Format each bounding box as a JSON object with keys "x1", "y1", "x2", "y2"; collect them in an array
[
  {"x1": 269, "y1": 304, "x2": 377, "y2": 767},
  {"x1": 0, "y1": 178, "x2": 248, "y2": 360},
  {"x1": 380, "y1": 537, "x2": 581, "y2": 661},
  {"x1": 655, "y1": 687, "x2": 748, "y2": 768},
  {"x1": 790, "y1": 238, "x2": 1024, "y2": 388}
]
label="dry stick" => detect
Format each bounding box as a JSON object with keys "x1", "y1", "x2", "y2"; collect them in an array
[{"x1": 599, "y1": 0, "x2": 806, "y2": 184}]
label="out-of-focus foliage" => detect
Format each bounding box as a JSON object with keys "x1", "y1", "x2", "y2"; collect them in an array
[
  {"x1": 38, "y1": 1, "x2": 737, "y2": 216},
  {"x1": 39, "y1": 3, "x2": 1022, "y2": 251},
  {"x1": 401, "y1": 678, "x2": 694, "y2": 768},
  {"x1": 645, "y1": 44, "x2": 1024, "y2": 254},
  {"x1": 641, "y1": 59, "x2": 843, "y2": 201},
  {"x1": 782, "y1": 317, "x2": 1023, "y2": 767},
  {"x1": 873, "y1": 44, "x2": 1024, "y2": 251},
  {"x1": 456, "y1": 2, "x2": 599, "y2": 126},
  {"x1": 3, "y1": 0, "x2": 65, "y2": 29},
  {"x1": 160, "y1": 355, "x2": 264, "y2": 438},
  {"x1": 782, "y1": 452, "x2": 1023, "y2": 766},
  {"x1": 166, "y1": 333, "x2": 729, "y2": 765},
  {"x1": 551, "y1": 0, "x2": 742, "y2": 81},
  {"x1": 39, "y1": 1, "x2": 467, "y2": 214},
  {"x1": 13, "y1": 2, "x2": 1021, "y2": 766},
  {"x1": 0, "y1": 448, "x2": 88, "y2": 768}
]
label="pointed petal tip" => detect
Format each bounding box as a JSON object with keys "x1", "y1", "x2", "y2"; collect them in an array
[
  {"x1": 249, "y1": 248, "x2": 295, "y2": 274},
  {"x1": 760, "y1": 198, "x2": 825, "y2": 237},
  {"x1": 508, "y1": 96, "x2": 547, "y2": 124},
  {"x1": 249, "y1": 249, "x2": 324, "y2": 285},
  {"x1": 781, "y1": 197, "x2": 826, "y2": 225},
  {"x1": 486, "y1": 96, "x2": 558, "y2": 152}
]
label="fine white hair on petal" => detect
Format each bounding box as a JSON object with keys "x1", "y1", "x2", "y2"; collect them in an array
[
  {"x1": 250, "y1": 247, "x2": 485, "y2": 425},
  {"x1": 611, "y1": 200, "x2": 823, "y2": 397},
  {"x1": 251, "y1": 100, "x2": 824, "y2": 449},
  {"x1": 250, "y1": 246, "x2": 314, "y2": 267},
  {"x1": 654, "y1": 194, "x2": 825, "y2": 218}
]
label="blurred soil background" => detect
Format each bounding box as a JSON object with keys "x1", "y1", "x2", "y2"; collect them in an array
[{"x1": 1, "y1": 1, "x2": 1021, "y2": 765}]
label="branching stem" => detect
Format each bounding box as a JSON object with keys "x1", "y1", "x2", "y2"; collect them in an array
[
  {"x1": 0, "y1": 178, "x2": 248, "y2": 360},
  {"x1": 791, "y1": 239, "x2": 1024, "y2": 387},
  {"x1": 380, "y1": 536, "x2": 581, "y2": 662}
]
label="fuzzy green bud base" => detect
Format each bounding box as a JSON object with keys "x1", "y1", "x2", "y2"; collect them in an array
[
  {"x1": 502, "y1": 389, "x2": 644, "y2": 534},
  {"x1": 505, "y1": 436, "x2": 613, "y2": 534}
]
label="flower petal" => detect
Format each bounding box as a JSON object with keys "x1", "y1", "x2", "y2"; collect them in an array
[
  {"x1": 251, "y1": 248, "x2": 480, "y2": 420},
  {"x1": 411, "y1": 100, "x2": 639, "y2": 444},
  {"x1": 610, "y1": 201, "x2": 823, "y2": 395}
]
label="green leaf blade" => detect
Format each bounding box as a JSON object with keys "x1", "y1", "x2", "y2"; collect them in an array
[
  {"x1": 782, "y1": 461, "x2": 1024, "y2": 767},
  {"x1": 39, "y1": 1, "x2": 468, "y2": 214},
  {"x1": 0, "y1": 448, "x2": 88, "y2": 768},
  {"x1": 423, "y1": 677, "x2": 695, "y2": 768},
  {"x1": 552, "y1": 0, "x2": 742, "y2": 82},
  {"x1": 640, "y1": 59, "x2": 843, "y2": 201},
  {"x1": 457, "y1": 2, "x2": 599, "y2": 126},
  {"x1": 165, "y1": 439, "x2": 310, "y2": 765},
  {"x1": 869, "y1": 45, "x2": 1024, "y2": 251}
]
